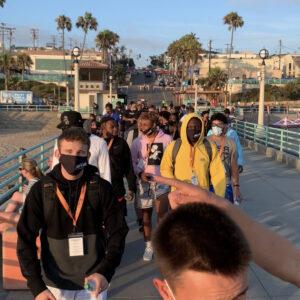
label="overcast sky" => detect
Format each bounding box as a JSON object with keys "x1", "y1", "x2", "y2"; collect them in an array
[{"x1": 1, "y1": 0, "x2": 300, "y2": 66}]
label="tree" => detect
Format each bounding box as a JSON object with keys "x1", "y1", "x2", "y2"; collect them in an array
[
  {"x1": 199, "y1": 67, "x2": 228, "y2": 91},
  {"x1": 76, "y1": 12, "x2": 98, "y2": 60},
  {"x1": 16, "y1": 53, "x2": 33, "y2": 81},
  {"x1": 56, "y1": 15, "x2": 72, "y2": 78},
  {"x1": 167, "y1": 33, "x2": 202, "y2": 80},
  {"x1": 0, "y1": 0, "x2": 5, "y2": 7},
  {"x1": 223, "y1": 12, "x2": 244, "y2": 84},
  {"x1": 150, "y1": 54, "x2": 165, "y2": 68},
  {"x1": 0, "y1": 53, "x2": 16, "y2": 90},
  {"x1": 95, "y1": 30, "x2": 120, "y2": 65}
]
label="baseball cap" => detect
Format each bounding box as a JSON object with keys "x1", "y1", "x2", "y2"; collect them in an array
[{"x1": 57, "y1": 111, "x2": 83, "y2": 130}]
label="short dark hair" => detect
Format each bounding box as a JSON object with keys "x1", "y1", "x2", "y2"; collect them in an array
[
  {"x1": 99, "y1": 116, "x2": 115, "y2": 128},
  {"x1": 210, "y1": 112, "x2": 228, "y2": 124},
  {"x1": 105, "y1": 103, "x2": 113, "y2": 109},
  {"x1": 159, "y1": 111, "x2": 171, "y2": 120},
  {"x1": 57, "y1": 127, "x2": 90, "y2": 150},
  {"x1": 224, "y1": 108, "x2": 231, "y2": 115},
  {"x1": 153, "y1": 203, "x2": 251, "y2": 283}
]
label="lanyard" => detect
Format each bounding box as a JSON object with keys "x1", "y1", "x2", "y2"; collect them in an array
[
  {"x1": 189, "y1": 145, "x2": 195, "y2": 168},
  {"x1": 56, "y1": 182, "x2": 87, "y2": 227},
  {"x1": 218, "y1": 137, "x2": 226, "y2": 159},
  {"x1": 107, "y1": 138, "x2": 114, "y2": 151}
]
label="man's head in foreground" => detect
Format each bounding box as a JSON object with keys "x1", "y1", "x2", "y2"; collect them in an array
[{"x1": 152, "y1": 203, "x2": 251, "y2": 300}]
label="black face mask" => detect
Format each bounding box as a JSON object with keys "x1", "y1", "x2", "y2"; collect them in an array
[
  {"x1": 91, "y1": 128, "x2": 98, "y2": 135},
  {"x1": 159, "y1": 124, "x2": 170, "y2": 134},
  {"x1": 187, "y1": 128, "x2": 201, "y2": 144},
  {"x1": 59, "y1": 154, "x2": 88, "y2": 176},
  {"x1": 141, "y1": 126, "x2": 156, "y2": 136}
]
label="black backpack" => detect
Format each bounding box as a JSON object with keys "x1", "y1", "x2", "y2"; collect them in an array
[{"x1": 171, "y1": 138, "x2": 213, "y2": 176}]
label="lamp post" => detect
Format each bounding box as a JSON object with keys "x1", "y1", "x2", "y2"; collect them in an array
[
  {"x1": 258, "y1": 48, "x2": 269, "y2": 126},
  {"x1": 109, "y1": 75, "x2": 113, "y2": 102},
  {"x1": 72, "y1": 46, "x2": 80, "y2": 112}
]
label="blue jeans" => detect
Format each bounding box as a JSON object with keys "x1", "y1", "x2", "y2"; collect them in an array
[{"x1": 210, "y1": 184, "x2": 234, "y2": 203}]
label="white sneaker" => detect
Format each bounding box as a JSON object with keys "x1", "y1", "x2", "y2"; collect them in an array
[{"x1": 143, "y1": 246, "x2": 154, "y2": 261}]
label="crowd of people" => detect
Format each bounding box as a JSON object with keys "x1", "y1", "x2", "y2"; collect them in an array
[{"x1": 7, "y1": 99, "x2": 300, "y2": 299}]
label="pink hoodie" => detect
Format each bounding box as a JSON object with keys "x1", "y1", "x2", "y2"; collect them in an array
[{"x1": 131, "y1": 129, "x2": 172, "y2": 176}]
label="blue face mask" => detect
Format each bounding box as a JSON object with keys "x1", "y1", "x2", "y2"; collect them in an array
[{"x1": 211, "y1": 126, "x2": 223, "y2": 136}]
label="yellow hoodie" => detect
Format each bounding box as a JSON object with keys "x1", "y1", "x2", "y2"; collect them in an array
[{"x1": 160, "y1": 113, "x2": 226, "y2": 197}]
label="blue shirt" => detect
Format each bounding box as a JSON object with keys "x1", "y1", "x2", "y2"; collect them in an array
[{"x1": 207, "y1": 128, "x2": 245, "y2": 166}]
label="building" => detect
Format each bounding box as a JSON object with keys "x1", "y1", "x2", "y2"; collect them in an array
[{"x1": 198, "y1": 51, "x2": 300, "y2": 79}]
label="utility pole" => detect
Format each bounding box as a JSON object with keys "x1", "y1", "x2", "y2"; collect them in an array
[
  {"x1": 0, "y1": 23, "x2": 6, "y2": 54},
  {"x1": 208, "y1": 39, "x2": 212, "y2": 73},
  {"x1": 225, "y1": 43, "x2": 230, "y2": 55},
  {"x1": 69, "y1": 38, "x2": 73, "y2": 51},
  {"x1": 7, "y1": 27, "x2": 15, "y2": 52},
  {"x1": 279, "y1": 39, "x2": 282, "y2": 73},
  {"x1": 30, "y1": 28, "x2": 39, "y2": 50},
  {"x1": 51, "y1": 35, "x2": 56, "y2": 48}
]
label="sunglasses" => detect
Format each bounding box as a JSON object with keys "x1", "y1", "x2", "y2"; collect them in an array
[{"x1": 19, "y1": 167, "x2": 24, "y2": 171}]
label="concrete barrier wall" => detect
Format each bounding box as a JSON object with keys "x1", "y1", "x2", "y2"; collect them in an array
[{"x1": 241, "y1": 138, "x2": 300, "y2": 172}]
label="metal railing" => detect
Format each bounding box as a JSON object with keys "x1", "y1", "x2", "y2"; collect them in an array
[
  {"x1": 228, "y1": 78, "x2": 297, "y2": 85},
  {"x1": 0, "y1": 136, "x2": 57, "y2": 205},
  {"x1": 232, "y1": 121, "x2": 300, "y2": 158},
  {"x1": 58, "y1": 106, "x2": 95, "y2": 114}
]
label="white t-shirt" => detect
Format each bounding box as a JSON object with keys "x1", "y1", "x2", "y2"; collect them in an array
[{"x1": 51, "y1": 134, "x2": 111, "y2": 183}]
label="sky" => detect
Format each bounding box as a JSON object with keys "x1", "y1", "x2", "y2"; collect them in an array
[{"x1": 1, "y1": 0, "x2": 300, "y2": 66}]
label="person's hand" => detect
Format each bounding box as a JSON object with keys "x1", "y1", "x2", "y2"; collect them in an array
[
  {"x1": 153, "y1": 176, "x2": 226, "y2": 209},
  {"x1": 35, "y1": 289, "x2": 56, "y2": 300},
  {"x1": 140, "y1": 172, "x2": 152, "y2": 183},
  {"x1": 126, "y1": 190, "x2": 135, "y2": 201},
  {"x1": 233, "y1": 186, "x2": 242, "y2": 203},
  {"x1": 85, "y1": 273, "x2": 109, "y2": 297},
  {"x1": 238, "y1": 165, "x2": 243, "y2": 173}
]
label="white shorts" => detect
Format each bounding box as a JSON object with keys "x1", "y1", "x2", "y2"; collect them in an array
[
  {"x1": 137, "y1": 180, "x2": 170, "y2": 209},
  {"x1": 47, "y1": 286, "x2": 107, "y2": 300}
]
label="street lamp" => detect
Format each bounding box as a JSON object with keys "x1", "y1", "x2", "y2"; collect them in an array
[
  {"x1": 72, "y1": 46, "x2": 80, "y2": 112},
  {"x1": 258, "y1": 48, "x2": 269, "y2": 126},
  {"x1": 109, "y1": 75, "x2": 113, "y2": 102}
]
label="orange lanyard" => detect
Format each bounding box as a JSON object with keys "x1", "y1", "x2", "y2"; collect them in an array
[
  {"x1": 190, "y1": 145, "x2": 195, "y2": 168},
  {"x1": 107, "y1": 138, "x2": 114, "y2": 151},
  {"x1": 56, "y1": 182, "x2": 87, "y2": 227}
]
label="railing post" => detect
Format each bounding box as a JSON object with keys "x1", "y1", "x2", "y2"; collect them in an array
[
  {"x1": 280, "y1": 129, "x2": 284, "y2": 151},
  {"x1": 243, "y1": 122, "x2": 246, "y2": 139},
  {"x1": 40, "y1": 144, "x2": 44, "y2": 171},
  {"x1": 253, "y1": 124, "x2": 257, "y2": 142},
  {"x1": 18, "y1": 154, "x2": 23, "y2": 192},
  {"x1": 265, "y1": 125, "x2": 269, "y2": 146}
]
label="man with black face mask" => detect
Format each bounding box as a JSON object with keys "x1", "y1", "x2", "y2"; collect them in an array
[
  {"x1": 100, "y1": 117, "x2": 136, "y2": 216},
  {"x1": 161, "y1": 113, "x2": 226, "y2": 197},
  {"x1": 17, "y1": 127, "x2": 128, "y2": 300}
]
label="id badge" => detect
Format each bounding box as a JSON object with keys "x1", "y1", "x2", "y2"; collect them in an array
[
  {"x1": 191, "y1": 171, "x2": 199, "y2": 186},
  {"x1": 68, "y1": 232, "x2": 84, "y2": 257}
]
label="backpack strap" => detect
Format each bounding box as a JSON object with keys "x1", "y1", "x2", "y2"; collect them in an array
[
  {"x1": 41, "y1": 176, "x2": 56, "y2": 224},
  {"x1": 171, "y1": 139, "x2": 182, "y2": 175},
  {"x1": 203, "y1": 138, "x2": 212, "y2": 162}
]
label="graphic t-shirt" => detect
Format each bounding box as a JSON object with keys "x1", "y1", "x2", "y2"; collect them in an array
[
  {"x1": 147, "y1": 143, "x2": 164, "y2": 166},
  {"x1": 209, "y1": 137, "x2": 237, "y2": 181}
]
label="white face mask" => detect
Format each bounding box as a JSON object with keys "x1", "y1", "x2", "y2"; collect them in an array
[
  {"x1": 164, "y1": 279, "x2": 176, "y2": 300},
  {"x1": 211, "y1": 126, "x2": 223, "y2": 136}
]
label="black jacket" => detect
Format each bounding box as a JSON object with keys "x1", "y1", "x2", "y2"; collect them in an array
[
  {"x1": 105, "y1": 136, "x2": 136, "y2": 197},
  {"x1": 17, "y1": 164, "x2": 128, "y2": 297}
]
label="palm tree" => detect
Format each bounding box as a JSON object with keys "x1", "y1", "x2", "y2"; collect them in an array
[
  {"x1": 95, "y1": 30, "x2": 120, "y2": 64},
  {"x1": 16, "y1": 53, "x2": 33, "y2": 81},
  {"x1": 76, "y1": 12, "x2": 98, "y2": 60},
  {"x1": 56, "y1": 15, "x2": 72, "y2": 77},
  {"x1": 0, "y1": 53, "x2": 15, "y2": 90},
  {"x1": 0, "y1": 0, "x2": 5, "y2": 7},
  {"x1": 223, "y1": 12, "x2": 244, "y2": 83},
  {"x1": 167, "y1": 33, "x2": 202, "y2": 81}
]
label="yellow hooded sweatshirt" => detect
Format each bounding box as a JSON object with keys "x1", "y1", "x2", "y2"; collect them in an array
[{"x1": 160, "y1": 113, "x2": 226, "y2": 197}]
